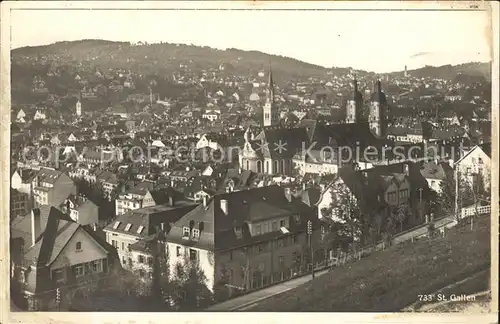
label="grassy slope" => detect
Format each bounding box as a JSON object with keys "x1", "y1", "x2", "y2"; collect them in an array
[{"x1": 251, "y1": 216, "x2": 491, "y2": 312}]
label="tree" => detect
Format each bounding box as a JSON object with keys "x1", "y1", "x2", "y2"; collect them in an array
[
  {"x1": 170, "y1": 258, "x2": 213, "y2": 310},
  {"x1": 325, "y1": 183, "x2": 363, "y2": 243}
]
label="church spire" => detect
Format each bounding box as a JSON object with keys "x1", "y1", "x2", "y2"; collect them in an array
[
  {"x1": 263, "y1": 64, "x2": 279, "y2": 127},
  {"x1": 267, "y1": 64, "x2": 274, "y2": 103}
]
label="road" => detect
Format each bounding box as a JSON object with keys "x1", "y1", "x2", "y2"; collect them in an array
[{"x1": 207, "y1": 269, "x2": 330, "y2": 311}]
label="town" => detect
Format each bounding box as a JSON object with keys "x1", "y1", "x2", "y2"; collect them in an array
[{"x1": 9, "y1": 39, "x2": 492, "y2": 312}]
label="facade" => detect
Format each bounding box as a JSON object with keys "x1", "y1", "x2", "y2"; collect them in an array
[
  {"x1": 10, "y1": 206, "x2": 116, "y2": 311},
  {"x1": 60, "y1": 194, "x2": 101, "y2": 225},
  {"x1": 11, "y1": 189, "x2": 30, "y2": 219},
  {"x1": 76, "y1": 100, "x2": 82, "y2": 116},
  {"x1": 104, "y1": 200, "x2": 197, "y2": 270},
  {"x1": 368, "y1": 81, "x2": 388, "y2": 138},
  {"x1": 345, "y1": 79, "x2": 363, "y2": 124},
  {"x1": 166, "y1": 186, "x2": 320, "y2": 299},
  {"x1": 420, "y1": 161, "x2": 453, "y2": 193},
  {"x1": 31, "y1": 168, "x2": 77, "y2": 208},
  {"x1": 455, "y1": 143, "x2": 491, "y2": 191}
]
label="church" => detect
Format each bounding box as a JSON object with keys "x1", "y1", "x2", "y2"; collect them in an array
[{"x1": 240, "y1": 70, "x2": 391, "y2": 176}]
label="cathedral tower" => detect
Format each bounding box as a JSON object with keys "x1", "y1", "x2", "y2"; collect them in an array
[
  {"x1": 76, "y1": 93, "x2": 82, "y2": 116},
  {"x1": 263, "y1": 67, "x2": 279, "y2": 127},
  {"x1": 345, "y1": 78, "x2": 363, "y2": 123},
  {"x1": 369, "y1": 80, "x2": 387, "y2": 138}
]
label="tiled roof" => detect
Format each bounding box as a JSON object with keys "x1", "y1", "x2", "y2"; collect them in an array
[{"x1": 167, "y1": 185, "x2": 317, "y2": 251}]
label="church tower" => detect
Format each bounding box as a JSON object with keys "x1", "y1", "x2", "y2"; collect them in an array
[
  {"x1": 263, "y1": 67, "x2": 279, "y2": 127},
  {"x1": 345, "y1": 78, "x2": 363, "y2": 123},
  {"x1": 76, "y1": 93, "x2": 82, "y2": 117},
  {"x1": 369, "y1": 80, "x2": 387, "y2": 138}
]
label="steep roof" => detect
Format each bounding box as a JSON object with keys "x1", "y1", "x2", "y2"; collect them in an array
[{"x1": 167, "y1": 185, "x2": 317, "y2": 251}]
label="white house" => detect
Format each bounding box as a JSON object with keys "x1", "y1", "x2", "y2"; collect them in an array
[
  {"x1": 454, "y1": 143, "x2": 491, "y2": 191},
  {"x1": 202, "y1": 110, "x2": 221, "y2": 122},
  {"x1": 34, "y1": 110, "x2": 46, "y2": 120}
]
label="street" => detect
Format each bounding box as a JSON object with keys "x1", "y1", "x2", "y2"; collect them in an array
[{"x1": 207, "y1": 269, "x2": 330, "y2": 311}]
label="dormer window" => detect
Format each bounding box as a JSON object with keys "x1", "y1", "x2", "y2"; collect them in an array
[
  {"x1": 192, "y1": 228, "x2": 200, "y2": 239},
  {"x1": 235, "y1": 227, "x2": 243, "y2": 239},
  {"x1": 113, "y1": 221, "x2": 121, "y2": 230},
  {"x1": 137, "y1": 225, "x2": 144, "y2": 234},
  {"x1": 183, "y1": 227, "x2": 190, "y2": 237},
  {"x1": 124, "y1": 223, "x2": 132, "y2": 232}
]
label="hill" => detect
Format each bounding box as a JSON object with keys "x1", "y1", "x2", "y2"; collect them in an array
[
  {"x1": 12, "y1": 39, "x2": 332, "y2": 82},
  {"x1": 249, "y1": 215, "x2": 491, "y2": 312},
  {"x1": 385, "y1": 62, "x2": 491, "y2": 81}
]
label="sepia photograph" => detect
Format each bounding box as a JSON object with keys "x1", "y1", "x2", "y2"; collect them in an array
[{"x1": 1, "y1": 0, "x2": 498, "y2": 322}]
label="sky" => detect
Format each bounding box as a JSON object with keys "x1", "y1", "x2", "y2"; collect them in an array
[{"x1": 8, "y1": 2, "x2": 492, "y2": 73}]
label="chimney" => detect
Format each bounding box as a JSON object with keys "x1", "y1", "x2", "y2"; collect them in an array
[
  {"x1": 160, "y1": 222, "x2": 165, "y2": 231},
  {"x1": 284, "y1": 187, "x2": 292, "y2": 202},
  {"x1": 202, "y1": 195, "x2": 208, "y2": 207},
  {"x1": 31, "y1": 208, "x2": 41, "y2": 247},
  {"x1": 403, "y1": 163, "x2": 410, "y2": 175},
  {"x1": 220, "y1": 199, "x2": 228, "y2": 215}
]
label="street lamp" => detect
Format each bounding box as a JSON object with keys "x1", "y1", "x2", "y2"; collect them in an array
[{"x1": 307, "y1": 220, "x2": 315, "y2": 279}]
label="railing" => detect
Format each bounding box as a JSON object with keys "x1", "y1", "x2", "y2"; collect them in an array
[{"x1": 461, "y1": 205, "x2": 491, "y2": 218}]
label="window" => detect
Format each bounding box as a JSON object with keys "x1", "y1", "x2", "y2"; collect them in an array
[
  {"x1": 272, "y1": 221, "x2": 278, "y2": 231},
  {"x1": 138, "y1": 255, "x2": 144, "y2": 263},
  {"x1": 92, "y1": 260, "x2": 101, "y2": 273},
  {"x1": 176, "y1": 246, "x2": 182, "y2": 257},
  {"x1": 229, "y1": 250, "x2": 233, "y2": 261},
  {"x1": 122, "y1": 257, "x2": 126, "y2": 265},
  {"x1": 263, "y1": 222, "x2": 270, "y2": 233},
  {"x1": 112, "y1": 240, "x2": 117, "y2": 248},
  {"x1": 277, "y1": 238, "x2": 284, "y2": 248},
  {"x1": 75, "y1": 265, "x2": 84, "y2": 277},
  {"x1": 183, "y1": 227, "x2": 190, "y2": 237},
  {"x1": 76, "y1": 242, "x2": 82, "y2": 251},
  {"x1": 255, "y1": 224, "x2": 262, "y2": 235},
  {"x1": 53, "y1": 269, "x2": 65, "y2": 283},
  {"x1": 292, "y1": 234, "x2": 299, "y2": 244},
  {"x1": 121, "y1": 242, "x2": 124, "y2": 250},
  {"x1": 137, "y1": 225, "x2": 144, "y2": 234},
  {"x1": 279, "y1": 256, "x2": 284, "y2": 265},
  {"x1": 189, "y1": 249, "x2": 197, "y2": 261},
  {"x1": 124, "y1": 223, "x2": 132, "y2": 232},
  {"x1": 294, "y1": 215, "x2": 301, "y2": 224},
  {"x1": 113, "y1": 221, "x2": 121, "y2": 230},
  {"x1": 192, "y1": 228, "x2": 200, "y2": 239},
  {"x1": 148, "y1": 257, "x2": 153, "y2": 266},
  {"x1": 280, "y1": 220, "x2": 286, "y2": 228},
  {"x1": 139, "y1": 269, "x2": 145, "y2": 278}
]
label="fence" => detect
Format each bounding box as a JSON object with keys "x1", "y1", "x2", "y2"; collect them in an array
[{"x1": 461, "y1": 205, "x2": 491, "y2": 218}]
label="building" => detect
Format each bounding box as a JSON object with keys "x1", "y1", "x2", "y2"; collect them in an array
[
  {"x1": 60, "y1": 194, "x2": 111, "y2": 226},
  {"x1": 454, "y1": 142, "x2": 491, "y2": 191},
  {"x1": 103, "y1": 199, "x2": 197, "y2": 271},
  {"x1": 317, "y1": 162, "x2": 430, "y2": 232},
  {"x1": 76, "y1": 100, "x2": 82, "y2": 116},
  {"x1": 420, "y1": 161, "x2": 453, "y2": 193},
  {"x1": 10, "y1": 206, "x2": 117, "y2": 310},
  {"x1": 166, "y1": 185, "x2": 320, "y2": 300},
  {"x1": 11, "y1": 188, "x2": 30, "y2": 219},
  {"x1": 116, "y1": 186, "x2": 183, "y2": 216},
  {"x1": 263, "y1": 68, "x2": 279, "y2": 127},
  {"x1": 345, "y1": 79, "x2": 363, "y2": 124},
  {"x1": 196, "y1": 133, "x2": 229, "y2": 152},
  {"x1": 368, "y1": 80, "x2": 388, "y2": 138},
  {"x1": 31, "y1": 168, "x2": 77, "y2": 208}
]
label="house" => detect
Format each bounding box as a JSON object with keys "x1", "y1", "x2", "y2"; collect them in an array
[
  {"x1": 95, "y1": 170, "x2": 120, "y2": 196},
  {"x1": 31, "y1": 168, "x2": 77, "y2": 208},
  {"x1": 10, "y1": 206, "x2": 118, "y2": 310},
  {"x1": 11, "y1": 168, "x2": 37, "y2": 195},
  {"x1": 33, "y1": 110, "x2": 46, "y2": 120},
  {"x1": 115, "y1": 185, "x2": 182, "y2": 216},
  {"x1": 60, "y1": 194, "x2": 110, "y2": 226},
  {"x1": 11, "y1": 189, "x2": 30, "y2": 219},
  {"x1": 317, "y1": 162, "x2": 430, "y2": 232},
  {"x1": 454, "y1": 142, "x2": 491, "y2": 191},
  {"x1": 165, "y1": 185, "x2": 320, "y2": 300},
  {"x1": 196, "y1": 133, "x2": 229, "y2": 152},
  {"x1": 420, "y1": 161, "x2": 453, "y2": 193},
  {"x1": 103, "y1": 200, "x2": 197, "y2": 272}
]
